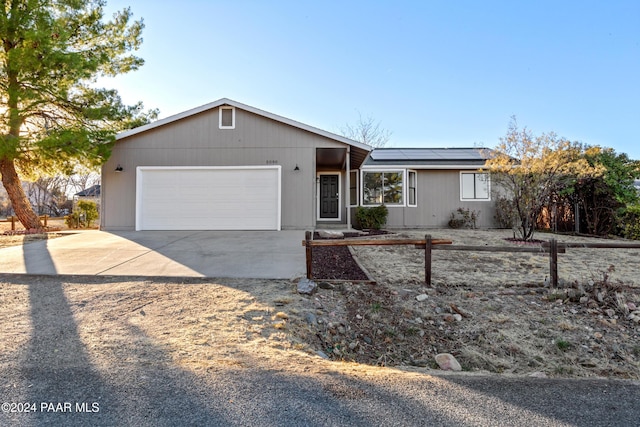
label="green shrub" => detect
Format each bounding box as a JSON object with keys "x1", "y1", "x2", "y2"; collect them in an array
[
  {"x1": 355, "y1": 205, "x2": 388, "y2": 230},
  {"x1": 65, "y1": 200, "x2": 99, "y2": 229},
  {"x1": 619, "y1": 204, "x2": 640, "y2": 240}
]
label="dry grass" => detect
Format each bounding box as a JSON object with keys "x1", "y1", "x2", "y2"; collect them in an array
[{"x1": 1, "y1": 227, "x2": 638, "y2": 379}]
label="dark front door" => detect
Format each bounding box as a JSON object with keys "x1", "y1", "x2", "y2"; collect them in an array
[{"x1": 319, "y1": 175, "x2": 339, "y2": 219}]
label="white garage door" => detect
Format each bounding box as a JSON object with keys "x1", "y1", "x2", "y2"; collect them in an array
[{"x1": 136, "y1": 166, "x2": 281, "y2": 230}]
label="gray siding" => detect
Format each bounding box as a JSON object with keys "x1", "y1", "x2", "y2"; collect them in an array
[
  {"x1": 382, "y1": 170, "x2": 497, "y2": 229},
  {"x1": 102, "y1": 107, "x2": 345, "y2": 230}
]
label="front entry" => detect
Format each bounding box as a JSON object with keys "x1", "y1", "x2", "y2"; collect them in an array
[{"x1": 319, "y1": 174, "x2": 340, "y2": 220}]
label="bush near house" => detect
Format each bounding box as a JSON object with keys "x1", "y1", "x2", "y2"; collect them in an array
[
  {"x1": 448, "y1": 207, "x2": 480, "y2": 229},
  {"x1": 355, "y1": 205, "x2": 388, "y2": 230},
  {"x1": 65, "y1": 200, "x2": 99, "y2": 229}
]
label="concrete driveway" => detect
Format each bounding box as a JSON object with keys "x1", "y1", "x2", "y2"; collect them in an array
[{"x1": 0, "y1": 230, "x2": 306, "y2": 279}]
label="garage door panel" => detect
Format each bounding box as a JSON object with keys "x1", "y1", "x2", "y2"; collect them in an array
[{"x1": 136, "y1": 166, "x2": 281, "y2": 230}]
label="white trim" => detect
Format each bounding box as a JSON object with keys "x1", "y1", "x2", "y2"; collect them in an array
[
  {"x1": 349, "y1": 170, "x2": 359, "y2": 207},
  {"x1": 117, "y1": 98, "x2": 372, "y2": 153},
  {"x1": 136, "y1": 165, "x2": 281, "y2": 231},
  {"x1": 407, "y1": 170, "x2": 417, "y2": 207},
  {"x1": 362, "y1": 163, "x2": 487, "y2": 170},
  {"x1": 459, "y1": 171, "x2": 491, "y2": 201},
  {"x1": 317, "y1": 172, "x2": 342, "y2": 222},
  {"x1": 360, "y1": 169, "x2": 406, "y2": 207},
  {"x1": 219, "y1": 106, "x2": 235, "y2": 129}
]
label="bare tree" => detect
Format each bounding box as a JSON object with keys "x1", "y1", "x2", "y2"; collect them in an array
[
  {"x1": 485, "y1": 117, "x2": 604, "y2": 241},
  {"x1": 341, "y1": 113, "x2": 392, "y2": 148},
  {"x1": 69, "y1": 170, "x2": 101, "y2": 195}
]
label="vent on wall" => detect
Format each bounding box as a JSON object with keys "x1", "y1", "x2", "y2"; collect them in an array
[{"x1": 219, "y1": 106, "x2": 235, "y2": 129}]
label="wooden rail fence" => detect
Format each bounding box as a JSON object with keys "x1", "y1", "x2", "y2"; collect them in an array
[
  {"x1": 303, "y1": 231, "x2": 640, "y2": 286},
  {"x1": 0, "y1": 215, "x2": 49, "y2": 230}
]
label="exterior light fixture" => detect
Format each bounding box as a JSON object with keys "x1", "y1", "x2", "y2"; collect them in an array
[
  {"x1": 294, "y1": 164, "x2": 300, "y2": 171},
  {"x1": 115, "y1": 164, "x2": 123, "y2": 172}
]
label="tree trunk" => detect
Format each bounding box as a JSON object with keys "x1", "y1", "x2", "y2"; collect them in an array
[{"x1": 0, "y1": 157, "x2": 43, "y2": 230}]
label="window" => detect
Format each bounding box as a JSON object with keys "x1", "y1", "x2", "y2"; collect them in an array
[
  {"x1": 349, "y1": 170, "x2": 358, "y2": 206},
  {"x1": 362, "y1": 171, "x2": 404, "y2": 205},
  {"x1": 460, "y1": 172, "x2": 490, "y2": 201},
  {"x1": 219, "y1": 106, "x2": 235, "y2": 129},
  {"x1": 408, "y1": 170, "x2": 417, "y2": 207}
]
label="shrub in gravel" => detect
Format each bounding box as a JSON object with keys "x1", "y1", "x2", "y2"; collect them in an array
[{"x1": 355, "y1": 205, "x2": 388, "y2": 230}]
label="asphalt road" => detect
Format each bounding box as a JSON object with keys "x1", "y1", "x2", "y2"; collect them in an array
[{"x1": 1, "y1": 363, "x2": 638, "y2": 426}]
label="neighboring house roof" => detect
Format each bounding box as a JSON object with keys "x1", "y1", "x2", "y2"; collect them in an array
[
  {"x1": 116, "y1": 97, "x2": 372, "y2": 153},
  {"x1": 363, "y1": 147, "x2": 494, "y2": 169},
  {"x1": 75, "y1": 184, "x2": 101, "y2": 197}
]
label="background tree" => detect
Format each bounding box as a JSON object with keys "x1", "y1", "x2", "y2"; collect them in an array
[
  {"x1": 341, "y1": 112, "x2": 392, "y2": 147},
  {"x1": 0, "y1": 0, "x2": 156, "y2": 230},
  {"x1": 570, "y1": 147, "x2": 640, "y2": 235},
  {"x1": 485, "y1": 118, "x2": 603, "y2": 241}
]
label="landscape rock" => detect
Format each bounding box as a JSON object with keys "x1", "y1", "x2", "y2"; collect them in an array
[
  {"x1": 318, "y1": 281, "x2": 336, "y2": 290},
  {"x1": 304, "y1": 312, "x2": 318, "y2": 325},
  {"x1": 298, "y1": 278, "x2": 318, "y2": 295},
  {"x1": 318, "y1": 230, "x2": 344, "y2": 239},
  {"x1": 316, "y1": 350, "x2": 329, "y2": 359},
  {"x1": 435, "y1": 353, "x2": 462, "y2": 371},
  {"x1": 415, "y1": 294, "x2": 429, "y2": 302},
  {"x1": 529, "y1": 371, "x2": 548, "y2": 378}
]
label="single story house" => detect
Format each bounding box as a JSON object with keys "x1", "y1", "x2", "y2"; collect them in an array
[{"x1": 101, "y1": 98, "x2": 496, "y2": 231}]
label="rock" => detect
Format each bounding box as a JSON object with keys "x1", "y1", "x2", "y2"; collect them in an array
[
  {"x1": 304, "y1": 312, "x2": 318, "y2": 325},
  {"x1": 298, "y1": 278, "x2": 318, "y2": 295},
  {"x1": 363, "y1": 336, "x2": 372, "y2": 345},
  {"x1": 452, "y1": 314, "x2": 463, "y2": 322},
  {"x1": 318, "y1": 230, "x2": 344, "y2": 239},
  {"x1": 348, "y1": 341, "x2": 359, "y2": 350},
  {"x1": 593, "y1": 332, "x2": 603, "y2": 340},
  {"x1": 435, "y1": 353, "x2": 462, "y2": 371},
  {"x1": 605, "y1": 309, "x2": 616, "y2": 318},
  {"x1": 415, "y1": 294, "x2": 429, "y2": 302},
  {"x1": 318, "y1": 282, "x2": 335, "y2": 290},
  {"x1": 316, "y1": 350, "x2": 329, "y2": 359},
  {"x1": 529, "y1": 371, "x2": 547, "y2": 378},
  {"x1": 627, "y1": 302, "x2": 637, "y2": 311}
]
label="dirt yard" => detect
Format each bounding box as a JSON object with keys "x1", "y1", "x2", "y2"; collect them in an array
[
  {"x1": 307, "y1": 229, "x2": 640, "y2": 378},
  {"x1": 0, "y1": 227, "x2": 638, "y2": 379}
]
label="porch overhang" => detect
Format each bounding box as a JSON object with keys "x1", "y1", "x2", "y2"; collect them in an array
[{"x1": 316, "y1": 146, "x2": 369, "y2": 170}]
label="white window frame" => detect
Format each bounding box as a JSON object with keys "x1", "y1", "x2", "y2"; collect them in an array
[
  {"x1": 219, "y1": 106, "x2": 235, "y2": 129},
  {"x1": 349, "y1": 170, "x2": 359, "y2": 207},
  {"x1": 460, "y1": 171, "x2": 491, "y2": 201},
  {"x1": 407, "y1": 170, "x2": 417, "y2": 207},
  {"x1": 360, "y1": 169, "x2": 405, "y2": 206}
]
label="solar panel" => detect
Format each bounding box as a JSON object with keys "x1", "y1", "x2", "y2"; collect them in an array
[{"x1": 370, "y1": 148, "x2": 486, "y2": 162}]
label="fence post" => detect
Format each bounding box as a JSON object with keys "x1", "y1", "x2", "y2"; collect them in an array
[
  {"x1": 549, "y1": 238, "x2": 558, "y2": 287},
  {"x1": 43, "y1": 215, "x2": 48, "y2": 227},
  {"x1": 425, "y1": 234, "x2": 432, "y2": 286},
  {"x1": 305, "y1": 231, "x2": 313, "y2": 279},
  {"x1": 10, "y1": 216, "x2": 15, "y2": 231}
]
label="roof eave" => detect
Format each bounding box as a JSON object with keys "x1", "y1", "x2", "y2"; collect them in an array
[{"x1": 115, "y1": 98, "x2": 372, "y2": 152}]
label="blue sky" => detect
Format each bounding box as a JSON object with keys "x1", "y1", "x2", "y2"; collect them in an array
[{"x1": 101, "y1": 0, "x2": 640, "y2": 160}]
